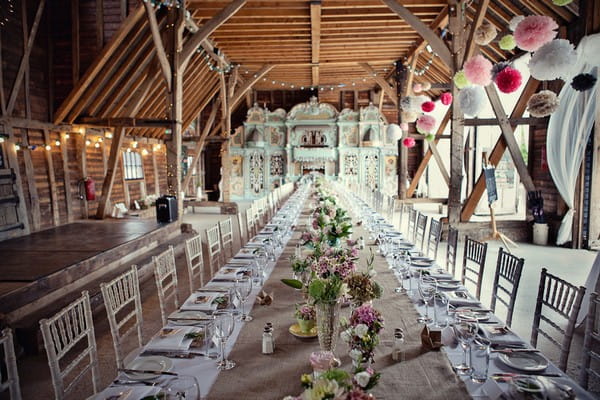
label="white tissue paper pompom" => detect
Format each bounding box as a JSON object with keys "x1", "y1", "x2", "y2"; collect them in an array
[
  {"x1": 458, "y1": 86, "x2": 486, "y2": 117},
  {"x1": 509, "y1": 15, "x2": 525, "y2": 32},
  {"x1": 577, "y1": 32, "x2": 600, "y2": 67},
  {"x1": 386, "y1": 123, "x2": 403, "y2": 141},
  {"x1": 529, "y1": 39, "x2": 577, "y2": 81}
]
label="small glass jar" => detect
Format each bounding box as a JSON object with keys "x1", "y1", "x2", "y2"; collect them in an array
[{"x1": 392, "y1": 328, "x2": 405, "y2": 362}]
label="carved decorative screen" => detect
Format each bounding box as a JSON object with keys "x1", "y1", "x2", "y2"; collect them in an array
[
  {"x1": 270, "y1": 155, "x2": 284, "y2": 176},
  {"x1": 249, "y1": 152, "x2": 264, "y2": 194},
  {"x1": 364, "y1": 154, "x2": 379, "y2": 190},
  {"x1": 344, "y1": 154, "x2": 358, "y2": 176}
]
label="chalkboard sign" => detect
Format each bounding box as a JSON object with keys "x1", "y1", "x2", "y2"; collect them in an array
[{"x1": 484, "y1": 167, "x2": 497, "y2": 205}]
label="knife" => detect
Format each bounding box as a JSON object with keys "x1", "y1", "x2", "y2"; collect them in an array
[
  {"x1": 491, "y1": 349, "x2": 541, "y2": 353},
  {"x1": 118, "y1": 368, "x2": 178, "y2": 376},
  {"x1": 140, "y1": 350, "x2": 204, "y2": 358}
]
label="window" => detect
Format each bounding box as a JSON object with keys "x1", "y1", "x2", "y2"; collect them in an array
[{"x1": 123, "y1": 151, "x2": 144, "y2": 180}]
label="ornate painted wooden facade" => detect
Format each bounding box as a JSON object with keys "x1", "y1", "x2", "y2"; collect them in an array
[{"x1": 229, "y1": 96, "x2": 397, "y2": 200}]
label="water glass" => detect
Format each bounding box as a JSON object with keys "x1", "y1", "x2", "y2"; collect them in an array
[
  {"x1": 417, "y1": 274, "x2": 436, "y2": 324},
  {"x1": 234, "y1": 276, "x2": 253, "y2": 322},
  {"x1": 453, "y1": 316, "x2": 478, "y2": 375},
  {"x1": 471, "y1": 337, "x2": 491, "y2": 383},
  {"x1": 214, "y1": 310, "x2": 236, "y2": 370},
  {"x1": 162, "y1": 375, "x2": 201, "y2": 400}
]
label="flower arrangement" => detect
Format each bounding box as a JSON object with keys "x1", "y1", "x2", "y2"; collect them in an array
[
  {"x1": 283, "y1": 368, "x2": 378, "y2": 400},
  {"x1": 341, "y1": 304, "x2": 385, "y2": 366},
  {"x1": 295, "y1": 304, "x2": 316, "y2": 321},
  {"x1": 346, "y1": 273, "x2": 382, "y2": 306}
]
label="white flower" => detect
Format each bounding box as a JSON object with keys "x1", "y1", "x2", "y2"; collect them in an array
[
  {"x1": 283, "y1": 397, "x2": 297, "y2": 400},
  {"x1": 341, "y1": 330, "x2": 352, "y2": 343},
  {"x1": 355, "y1": 324, "x2": 369, "y2": 337},
  {"x1": 354, "y1": 371, "x2": 371, "y2": 388},
  {"x1": 368, "y1": 268, "x2": 377, "y2": 277},
  {"x1": 349, "y1": 348, "x2": 362, "y2": 361},
  {"x1": 322, "y1": 215, "x2": 331, "y2": 224},
  {"x1": 340, "y1": 283, "x2": 349, "y2": 298}
]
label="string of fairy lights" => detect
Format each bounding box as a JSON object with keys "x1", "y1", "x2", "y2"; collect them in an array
[{"x1": 0, "y1": 0, "x2": 15, "y2": 27}]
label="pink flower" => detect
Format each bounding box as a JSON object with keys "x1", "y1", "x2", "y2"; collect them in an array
[
  {"x1": 514, "y1": 15, "x2": 558, "y2": 52},
  {"x1": 301, "y1": 231, "x2": 312, "y2": 241},
  {"x1": 440, "y1": 92, "x2": 453, "y2": 106},
  {"x1": 350, "y1": 247, "x2": 359, "y2": 257},
  {"x1": 402, "y1": 137, "x2": 415, "y2": 148},
  {"x1": 464, "y1": 55, "x2": 493, "y2": 86},
  {"x1": 416, "y1": 115, "x2": 436, "y2": 134}
]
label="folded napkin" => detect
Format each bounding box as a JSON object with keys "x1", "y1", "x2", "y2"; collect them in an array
[
  {"x1": 479, "y1": 324, "x2": 525, "y2": 347},
  {"x1": 93, "y1": 385, "x2": 161, "y2": 400},
  {"x1": 145, "y1": 326, "x2": 197, "y2": 352},
  {"x1": 445, "y1": 291, "x2": 482, "y2": 307},
  {"x1": 213, "y1": 266, "x2": 250, "y2": 281},
  {"x1": 181, "y1": 292, "x2": 225, "y2": 311}
]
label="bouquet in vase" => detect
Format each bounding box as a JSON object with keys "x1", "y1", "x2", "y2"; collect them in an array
[{"x1": 341, "y1": 304, "x2": 384, "y2": 365}]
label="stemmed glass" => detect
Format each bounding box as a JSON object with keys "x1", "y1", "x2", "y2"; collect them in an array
[
  {"x1": 162, "y1": 375, "x2": 201, "y2": 400},
  {"x1": 254, "y1": 249, "x2": 268, "y2": 285},
  {"x1": 417, "y1": 273, "x2": 437, "y2": 324},
  {"x1": 393, "y1": 255, "x2": 408, "y2": 294},
  {"x1": 234, "y1": 276, "x2": 253, "y2": 322},
  {"x1": 453, "y1": 316, "x2": 479, "y2": 375},
  {"x1": 214, "y1": 310, "x2": 236, "y2": 370}
]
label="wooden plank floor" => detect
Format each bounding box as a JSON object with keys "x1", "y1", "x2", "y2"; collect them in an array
[{"x1": 0, "y1": 220, "x2": 160, "y2": 281}]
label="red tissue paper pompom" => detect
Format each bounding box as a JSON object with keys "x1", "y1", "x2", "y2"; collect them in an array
[
  {"x1": 402, "y1": 137, "x2": 416, "y2": 148},
  {"x1": 440, "y1": 92, "x2": 453, "y2": 106},
  {"x1": 495, "y1": 67, "x2": 522, "y2": 94},
  {"x1": 513, "y1": 15, "x2": 558, "y2": 52},
  {"x1": 421, "y1": 101, "x2": 435, "y2": 112}
]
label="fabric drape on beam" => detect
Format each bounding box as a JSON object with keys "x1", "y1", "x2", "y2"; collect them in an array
[{"x1": 547, "y1": 34, "x2": 600, "y2": 245}]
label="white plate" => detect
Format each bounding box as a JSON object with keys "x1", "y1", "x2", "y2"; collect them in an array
[
  {"x1": 412, "y1": 260, "x2": 434, "y2": 267},
  {"x1": 124, "y1": 356, "x2": 173, "y2": 380},
  {"x1": 498, "y1": 352, "x2": 549, "y2": 372},
  {"x1": 437, "y1": 281, "x2": 461, "y2": 290},
  {"x1": 168, "y1": 310, "x2": 212, "y2": 325}
]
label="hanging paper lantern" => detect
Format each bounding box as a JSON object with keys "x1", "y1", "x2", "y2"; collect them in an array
[
  {"x1": 440, "y1": 92, "x2": 453, "y2": 106},
  {"x1": 495, "y1": 67, "x2": 523, "y2": 93},
  {"x1": 421, "y1": 82, "x2": 432, "y2": 91},
  {"x1": 474, "y1": 20, "x2": 497, "y2": 46},
  {"x1": 491, "y1": 61, "x2": 511, "y2": 81},
  {"x1": 571, "y1": 73, "x2": 597, "y2": 92},
  {"x1": 402, "y1": 137, "x2": 416, "y2": 148},
  {"x1": 463, "y1": 55, "x2": 493, "y2": 86},
  {"x1": 421, "y1": 101, "x2": 435, "y2": 113},
  {"x1": 386, "y1": 124, "x2": 403, "y2": 141},
  {"x1": 528, "y1": 39, "x2": 577, "y2": 81},
  {"x1": 413, "y1": 83, "x2": 423, "y2": 93},
  {"x1": 453, "y1": 70, "x2": 470, "y2": 89},
  {"x1": 400, "y1": 122, "x2": 409, "y2": 131},
  {"x1": 509, "y1": 15, "x2": 525, "y2": 32},
  {"x1": 514, "y1": 15, "x2": 558, "y2": 52},
  {"x1": 527, "y1": 90, "x2": 559, "y2": 117},
  {"x1": 401, "y1": 111, "x2": 419, "y2": 123},
  {"x1": 552, "y1": 0, "x2": 573, "y2": 5},
  {"x1": 458, "y1": 86, "x2": 486, "y2": 117},
  {"x1": 416, "y1": 115, "x2": 436, "y2": 134},
  {"x1": 499, "y1": 35, "x2": 517, "y2": 51}
]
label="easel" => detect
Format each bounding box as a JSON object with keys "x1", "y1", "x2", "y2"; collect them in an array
[{"x1": 481, "y1": 155, "x2": 517, "y2": 251}]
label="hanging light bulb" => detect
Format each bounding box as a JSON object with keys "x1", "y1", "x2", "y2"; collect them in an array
[
  {"x1": 85, "y1": 139, "x2": 91, "y2": 146},
  {"x1": 14, "y1": 144, "x2": 20, "y2": 151},
  {"x1": 97, "y1": 137, "x2": 103, "y2": 143},
  {"x1": 55, "y1": 140, "x2": 61, "y2": 146},
  {"x1": 126, "y1": 148, "x2": 132, "y2": 153},
  {"x1": 141, "y1": 149, "x2": 149, "y2": 156},
  {"x1": 132, "y1": 140, "x2": 138, "y2": 148},
  {"x1": 94, "y1": 142, "x2": 100, "y2": 148},
  {"x1": 45, "y1": 144, "x2": 51, "y2": 151},
  {"x1": 64, "y1": 133, "x2": 70, "y2": 139}
]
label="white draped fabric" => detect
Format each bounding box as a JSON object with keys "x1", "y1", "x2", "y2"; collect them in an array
[{"x1": 547, "y1": 33, "x2": 600, "y2": 245}]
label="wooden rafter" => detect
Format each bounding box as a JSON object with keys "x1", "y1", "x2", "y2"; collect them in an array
[
  {"x1": 311, "y1": 0, "x2": 322, "y2": 87},
  {"x1": 143, "y1": 1, "x2": 172, "y2": 91},
  {"x1": 230, "y1": 65, "x2": 275, "y2": 112},
  {"x1": 462, "y1": 0, "x2": 490, "y2": 65},
  {"x1": 96, "y1": 127, "x2": 125, "y2": 218},
  {"x1": 359, "y1": 63, "x2": 397, "y2": 105},
  {"x1": 42, "y1": 129, "x2": 60, "y2": 227}
]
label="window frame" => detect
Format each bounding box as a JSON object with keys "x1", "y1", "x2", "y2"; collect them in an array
[{"x1": 122, "y1": 150, "x2": 144, "y2": 181}]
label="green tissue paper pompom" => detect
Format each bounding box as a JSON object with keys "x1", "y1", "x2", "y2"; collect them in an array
[
  {"x1": 552, "y1": 0, "x2": 573, "y2": 5},
  {"x1": 499, "y1": 35, "x2": 517, "y2": 51},
  {"x1": 453, "y1": 70, "x2": 470, "y2": 89},
  {"x1": 425, "y1": 133, "x2": 435, "y2": 142}
]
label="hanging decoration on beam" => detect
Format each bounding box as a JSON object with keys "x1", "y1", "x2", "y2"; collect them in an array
[
  {"x1": 142, "y1": 0, "x2": 183, "y2": 9},
  {"x1": 0, "y1": 0, "x2": 15, "y2": 27},
  {"x1": 402, "y1": 46, "x2": 437, "y2": 77},
  {"x1": 474, "y1": 20, "x2": 498, "y2": 47}
]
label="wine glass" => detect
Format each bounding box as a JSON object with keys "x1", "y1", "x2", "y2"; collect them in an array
[
  {"x1": 453, "y1": 316, "x2": 478, "y2": 375},
  {"x1": 214, "y1": 310, "x2": 236, "y2": 370},
  {"x1": 393, "y1": 255, "x2": 407, "y2": 294},
  {"x1": 234, "y1": 276, "x2": 253, "y2": 322},
  {"x1": 417, "y1": 273, "x2": 436, "y2": 324},
  {"x1": 162, "y1": 375, "x2": 201, "y2": 400},
  {"x1": 254, "y1": 249, "x2": 268, "y2": 285}
]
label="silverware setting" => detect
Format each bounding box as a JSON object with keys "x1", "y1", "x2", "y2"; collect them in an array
[
  {"x1": 140, "y1": 350, "x2": 204, "y2": 358},
  {"x1": 118, "y1": 368, "x2": 179, "y2": 377}
]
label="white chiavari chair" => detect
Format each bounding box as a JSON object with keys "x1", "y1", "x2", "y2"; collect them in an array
[
  {"x1": 100, "y1": 266, "x2": 144, "y2": 368},
  {"x1": 237, "y1": 211, "x2": 248, "y2": 246},
  {"x1": 184, "y1": 234, "x2": 205, "y2": 292},
  {"x1": 461, "y1": 237, "x2": 488, "y2": 300},
  {"x1": 253, "y1": 202, "x2": 261, "y2": 229},
  {"x1": 153, "y1": 246, "x2": 179, "y2": 326},
  {"x1": 414, "y1": 212, "x2": 428, "y2": 252},
  {"x1": 206, "y1": 224, "x2": 223, "y2": 274},
  {"x1": 580, "y1": 292, "x2": 600, "y2": 390},
  {"x1": 245, "y1": 207, "x2": 255, "y2": 238},
  {"x1": 0, "y1": 328, "x2": 21, "y2": 400},
  {"x1": 219, "y1": 217, "x2": 235, "y2": 259},
  {"x1": 40, "y1": 291, "x2": 99, "y2": 400}
]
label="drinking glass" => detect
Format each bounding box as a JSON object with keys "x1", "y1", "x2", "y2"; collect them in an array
[
  {"x1": 162, "y1": 375, "x2": 201, "y2": 400},
  {"x1": 214, "y1": 310, "x2": 236, "y2": 370},
  {"x1": 234, "y1": 276, "x2": 253, "y2": 322},
  {"x1": 254, "y1": 249, "x2": 268, "y2": 285},
  {"x1": 471, "y1": 337, "x2": 491, "y2": 383},
  {"x1": 417, "y1": 274, "x2": 436, "y2": 324},
  {"x1": 453, "y1": 316, "x2": 478, "y2": 375},
  {"x1": 393, "y1": 255, "x2": 407, "y2": 294}
]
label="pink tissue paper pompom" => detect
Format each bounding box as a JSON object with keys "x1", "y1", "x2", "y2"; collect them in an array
[
  {"x1": 440, "y1": 92, "x2": 453, "y2": 106},
  {"x1": 416, "y1": 115, "x2": 436, "y2": 134},
  {"x1": 413, "y1": 83, "x2": 423, "y2": 93},
  {"x1": 514, "y1": 15, "x2": 558, "y2": 52},
  {"x1": 400, "y1": 122, "x2": 409, "y2": 131},
  {"x1": 421, "y1": 101, "x2": 435, "y2": 113},
  {"x1": 402, "y1": 137, "x2": 416, "y2": 148},
  {"x1": 463, "y1": 55, "x2": 493, "y2": 86},
  {"x1": 495, "y1": 67, "x2": 522, "y2": 94}
]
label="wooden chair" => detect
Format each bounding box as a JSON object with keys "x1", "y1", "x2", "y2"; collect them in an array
[
  {"x1": 446, "y1": 227, "x2": 459, "y2": 275},
  {"x1": 489, "y1": 248, "x2": 524, "y2": 327},
  {"x1": 531, "y1": 268, "x2": 585, "y2": 371},
  {"x1": 397, "y1": 202, "x2": 411, "y2": 235},
  {"x1": 100, "y1": 266, "x2": 144, "y2": 368},
  {"x1": 206, "y1": 224, "x2": 223, "y2": 274},
  {"x1": 407, "y1": 208, "x2": 418, "y2": 244},
  {"x1": 426, "y1": 218, "x2": 442, "y2": 261},
  {"x1": 245, "y1": 207, "x2": 255, "y2": 238},
  {"x1": 219, "y1": 217, "x2": 235, "y2": 260},
  {"x1": 0, "y1": 328, "x2": 21, "y2": 400},
  {"x1": 40, "y1": 291, "x2": 99, "y2": 400},
  {"x1": 237, "y1": 211, "x2": 248, "y2": 246},
  {"x1": 153, "y1": 246, "x2": 179, "y2": 326},
  {"x1": 414, "y1": 212, "x2": 428, "y2": 252},
  {"x1": 580, "y1": 292, "x2": 600, "y2": 390},
  {"x1": 252, "y1": 202, "x2": 262, "y2": 230},
  {"x1": 184, "y1": 234, "x2": 205, "y2": 292},
  {"x1": 460, "y1": 236, "x2": 488, "y2": 300}
]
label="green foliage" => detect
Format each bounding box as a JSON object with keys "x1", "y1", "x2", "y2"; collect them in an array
[
  {"x1": 308, "y1": 276, "x2": 343, "y2": 304},
  {"x1": 281, "y1": 278, "x2": 303, "y2": 289}
]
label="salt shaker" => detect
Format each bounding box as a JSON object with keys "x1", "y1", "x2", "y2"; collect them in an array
[
  {"x1": 359, "y1": 236, "x2": 365, "y2": 250},
  {"x1": 266, "y1": 322, "x2": 275, "y2": 348},
  {"x1": 295, "y1": 243, "x2": 301, "y2": 258},
  {"x1": 392, "y1": 328, "x2": 405, "y2": 362},
  {"x1": 262, "y1": 326, "x2": 274, "y2": 354}
]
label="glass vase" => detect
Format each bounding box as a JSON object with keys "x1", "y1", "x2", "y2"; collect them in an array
[{"x1": 316, "y1": 300, "x2": 341, "y2": 353}]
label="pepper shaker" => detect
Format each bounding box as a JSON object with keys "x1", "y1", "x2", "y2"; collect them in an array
[{"x1": 262, "y1": 326, "x2": 274, "y2": 354}]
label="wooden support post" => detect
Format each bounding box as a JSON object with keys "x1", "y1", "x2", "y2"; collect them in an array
[
  {"x1": 152, "y1": 147, "x2": 160, "y2": 196},
  {"x1": 3, "y1": 125, "x2": 31, "y2": 234},
  {"x1": 76, "y1": 133, "x2": 89, "y2": 218},
  {"x1": 43, "y1": 129, "x2": 60, "y2": 226},
  {"x1": 0, "y1": 29, "x2": 5, "y2": 116},
  {"x1": 96, "y1": 127, "x2": 124, "y2": 218},
  {"x1": 21, "y1": 1, "x2": 32, "y2": 120},
  {"x1": 101, "y1": 138, "x2": 108, "y2": 175},
  {"x1": 143, "y1": 1, "x2": 172, "y2": 92},
  {"x1": 395, "y1": 61, "x2": 408, "y2": 199},
  {"x1": 310, "y1": 0, "x2": 321, "y2": 87},
  {"x1": 21, "y1": 129, "x2": 41, "y2": 230},
  {"x1": 60, "y1": 132, "x2": 74, "y2": 222}
]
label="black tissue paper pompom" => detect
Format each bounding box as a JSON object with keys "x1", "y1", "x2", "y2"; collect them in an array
[{"x1": 571, "y1": 73, "x2": 597, "y2": 92}]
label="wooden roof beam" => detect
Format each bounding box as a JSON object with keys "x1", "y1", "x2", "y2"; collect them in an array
[
  {"x1": 311, "y1": 1, "x2": 322, "y2": 87},
  {"x1": 143, "y1": 2, "x2": 172, "y2": 92},
  {"x1": 359, "y1": 62, "x2": 397, "y2": 105},
  {"x1": 462, "y1": 0, "x2": 490, "y2": 65},
  {"x1": 230, "y1": 65, "x2": 275, "y2": 112}
]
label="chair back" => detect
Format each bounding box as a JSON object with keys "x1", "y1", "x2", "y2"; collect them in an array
[
  {"x1": 184, "y1": 234, "x2": 205, "y2": 292},
  {"x1": 0, "y1": 328, "x2": 21, "y2": 400},
  {"x1": 40, "y1": 291, "x2": 99, "y2": 400},
  {"x1": 446, "y1": 227, "x2": 459, "y2": 275},
  {"x1": 245, "y1": 207, "x2": 255, "y2": 238},
  {"x1": 219, "y1": 217, "x2": 235, "y2": 259},
  {"x1": 152, "y1": 246, "x2": 179, "y2": 326},
  {"x1": 460, "y1": 236, "x2": 488, "y2": 299},
  {"x1": 427, "y1": 219, "x2": 442, "y2": 261},
  {"x1": 407, "y1": 208, "x2": 418, "y2": 243},
  {"x1": 580, "y1": 292, "x2": 600, "y2": 389},
  {"x1": 489, "y1": 248, "x2": 524, "y2": 327},
  {"x1": 100, "y1": 266, "x2": 143, "y2": 368},
  {"x1": 206, "y1": 224, "x2": 223, "y2": 274},
  {"x1": 414, "y1": 212, "x2": 428, "y2": 252},
  {"x1": 237, "y1": 212, "x2": 247, "y2": 245},
  {"x1": 397, "y1": 202, "x2": 411, "y2": 235},
  {"x1": 531, "y1": 268, "x2": 585, "y2": 371},
  {"x1": 252, "y1": 202, "x2": 261, "y2": 229}
]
